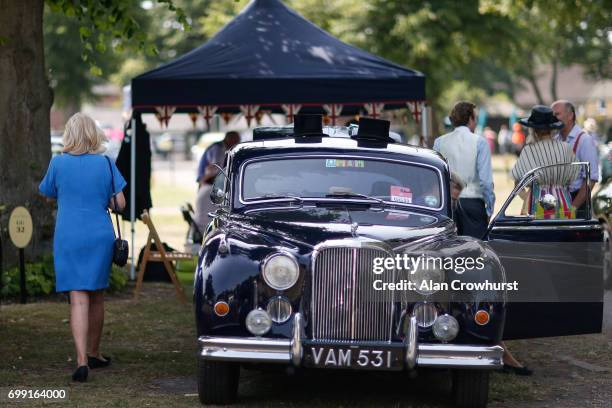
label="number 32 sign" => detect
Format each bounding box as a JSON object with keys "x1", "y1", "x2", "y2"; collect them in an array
[{"x1": 9, "y1": 206, "x2": 33, "y2": 248}]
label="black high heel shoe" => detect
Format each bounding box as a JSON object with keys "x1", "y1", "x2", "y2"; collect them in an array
[
  {"x1": 72, "y1": 365, "x2": 89, "y2": 382},
  {"x1": 87, "y1": 355, "x2": 111, "y2": 369},
  {"x1": 502, "y1": 363, "x2": 533, "y2": 376}
]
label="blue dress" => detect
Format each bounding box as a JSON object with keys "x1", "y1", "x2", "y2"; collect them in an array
[{"x1": 39, "y1": 153, "x2": 127, "y2": 292}]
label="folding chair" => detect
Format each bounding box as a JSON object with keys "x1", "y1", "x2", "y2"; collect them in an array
[{"x1": 134, "y1": 210, "x2": 190, "y2": 303}]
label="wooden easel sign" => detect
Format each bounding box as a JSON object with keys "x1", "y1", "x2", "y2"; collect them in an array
[{"x1": 133, "y1": 210, "x2": 189, "y2": 304}]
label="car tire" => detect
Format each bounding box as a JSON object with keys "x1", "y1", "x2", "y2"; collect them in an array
[
  {"x1": 452, "y1": 369, "x2": 489, "y2": 408},
  {"x1": 197, "y1": 359, "x2": 239, "y2": 405}
]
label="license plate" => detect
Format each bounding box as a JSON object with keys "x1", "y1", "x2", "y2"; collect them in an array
[{"x1": 304, "y1": 344, "x2": 404, "y2": 371}]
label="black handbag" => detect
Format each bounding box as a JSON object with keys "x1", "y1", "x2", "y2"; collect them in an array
[{"x1": 105, "y1": 156, "x2": 129, "y2": 267}]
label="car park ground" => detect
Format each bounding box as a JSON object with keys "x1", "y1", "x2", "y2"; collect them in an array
[{"x1": 1, "y1": 283, "x2": 610, "y2": 407}]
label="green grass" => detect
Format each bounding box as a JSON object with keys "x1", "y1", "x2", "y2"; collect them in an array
[{"x1": 0, "y1": 283, "x2": 198, "y2": 408}]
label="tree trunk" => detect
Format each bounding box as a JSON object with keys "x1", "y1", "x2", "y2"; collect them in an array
[
  {"x1": 550, "y1": 58, "x2": 559, "y2": 102},
  {"x1": 526, "y1": 73, "x2": 545, "y2": 105},
  {"x1": 0, "y1": 0, "x2": 54, "y2": 268}
]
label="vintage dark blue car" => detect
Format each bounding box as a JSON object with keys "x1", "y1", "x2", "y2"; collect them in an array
[{"x1": 194, "y1": 116, "x2": 603, "y2": 408}]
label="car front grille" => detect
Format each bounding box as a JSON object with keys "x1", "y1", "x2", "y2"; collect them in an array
[{"x1": 311, "y1": 246, "x2": 395, "y2": 341}]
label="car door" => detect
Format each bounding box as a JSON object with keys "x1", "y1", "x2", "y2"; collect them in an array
[{"x1": 485, "y1": 163, "x2": 604, "y2": 340}]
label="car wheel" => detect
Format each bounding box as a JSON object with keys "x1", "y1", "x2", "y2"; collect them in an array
[
  {"x1": 197, "y1": 359, "x2": 239, "y2": 405},
  {"x1": 452, "y1": 369, "x2": 489, "y2": 408}
]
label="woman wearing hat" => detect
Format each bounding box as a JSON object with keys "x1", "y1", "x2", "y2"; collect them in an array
[
  {"x1": 511, "y1": 105, "x2": 580, "y2": 219},
  {"x1": 500, "y1": 105, "x2": 582, "y2": 376}
]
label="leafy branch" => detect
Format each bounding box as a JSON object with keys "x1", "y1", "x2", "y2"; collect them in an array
[{"x1": 45, "y1": 0, "x2": 190, "y2": 75}]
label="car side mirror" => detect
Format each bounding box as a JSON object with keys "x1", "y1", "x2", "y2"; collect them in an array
[
  {"x1": 210, "y1": 186, "x2": 225, "y2": 205},
  {"x1": 210, "y1": 169, "x2": 227, "y2": 206}
]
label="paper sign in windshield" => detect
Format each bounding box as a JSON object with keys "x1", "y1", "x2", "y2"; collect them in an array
[
  {"x1": 390, "y1": 186, "x2": 412, "y2": 204},
  {"x1": 326, "y1": 159, "x2": 365, "y2": 168}
]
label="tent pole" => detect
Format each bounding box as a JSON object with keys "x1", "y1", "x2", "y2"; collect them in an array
[{"x1": 130, "y1": 116, "x2": 136, "y2": 281}]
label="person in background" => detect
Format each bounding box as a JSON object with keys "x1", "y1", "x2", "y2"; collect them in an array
[
  {"x1": 194, "y1": 131, "x2": 241, "y2": 231},
  {"x1": 433, "y1": 101, "x2": 495, "y2": 238},
  {"x1": 483, "y1": 126, "x2": 497, "y2": 154},
  {"x1": 39, "y1": 113, "x2": 126, "y2": 382},
  {"x1": 511, "y1": 122, "x2": 526, "y2": 156},
  {"x1": 551, "y1": 100, "x2": 599, "y2": 218},
  {"x1": 497, "y1": 124, "x2": 512, "y2": 155},
  {"x1": 583, "y1": 117, "x2": 601, "y2": 146},
  {"x1": 196, "y1": 131, "x2": 240, "y2": 187}
]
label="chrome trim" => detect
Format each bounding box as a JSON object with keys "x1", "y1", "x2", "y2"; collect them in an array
[
  {"x1": 310, "y1": 239, "x2": 396, "y2": 341},
  {"x1": 198, "y1": 336, "x2": 291, "y2": 363},
  {"x1": 405, "y1": 315, "x2": 417, "y2": 370},
  {"x1": 491, "y1": 224, "x2": 602, "y2": 232},
  {"x1": 417, "y1": 344, "x2": 504, "y2": 369},
  {"x1": 261, "y1": 251, "x2": 300, "y2": 290},
  {"x1": 237, "y1": 154, "x2": 446, "y2": 212},
  {"x1": 290, "y1": 313, "x2": 303, "y2": 366},
  {"x1": 198, "y1": 335, "x2": 504, "y2": 369}
]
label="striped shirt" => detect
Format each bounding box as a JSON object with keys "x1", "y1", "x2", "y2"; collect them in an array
[{"x1": 511, "y1": 139, "x2": 579, "y2": 187}]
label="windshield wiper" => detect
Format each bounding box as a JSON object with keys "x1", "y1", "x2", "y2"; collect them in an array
[
  {"x1": 260, "y1": 193, "x2": 304, "y2": 205},
  {"x1": 325, "y1": 192, "x2": 386, "y2": 208}
]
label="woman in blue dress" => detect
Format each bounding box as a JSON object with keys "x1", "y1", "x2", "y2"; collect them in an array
[{"x1": 39, "y1": 113, "x2": 126, "y2": 382}]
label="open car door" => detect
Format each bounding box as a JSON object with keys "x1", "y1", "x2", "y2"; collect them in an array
[{"x1": 485, "y1": 163, "x2": 604, "y2": 340}]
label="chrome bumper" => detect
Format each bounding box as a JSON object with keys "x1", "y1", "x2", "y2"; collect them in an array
[{"x1": 198, "y1": 313, "x2": 504, "y2": 370}]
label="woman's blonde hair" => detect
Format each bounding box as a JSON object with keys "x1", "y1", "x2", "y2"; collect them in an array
[
  {"x1": 62, "y1": 113, "x2": 107, "y2": 155},
  {"x1": 529, "y1": 128, "x2": 553, "y2": 143}
]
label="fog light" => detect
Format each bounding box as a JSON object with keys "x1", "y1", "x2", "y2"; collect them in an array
[
  {"x1": 432, "y1": 314, "x2": 459, "y2": 342},
  {"x1": 413, "y1": 302, "x2": 438, "y2": 328},
  {"x1": 214, "y1": 301, "x2": 230, "y2": 317},
  {"x1": 246, "y1": 309, "x2": 272, "y2": 336},
  {"x1": 475, "y1": 310, "x2": 490, "y2": 326},
  {"x1": 267, "y1": 296, "x2": 292, "y2": 323}
]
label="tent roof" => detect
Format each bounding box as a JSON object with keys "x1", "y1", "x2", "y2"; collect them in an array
[{"x1": 131, "y1": 0, "x2": 424, "y2": 111}]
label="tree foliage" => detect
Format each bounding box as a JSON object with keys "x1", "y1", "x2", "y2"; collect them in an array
[
  {"x1": 41, "y1": 0, "x2": 612, "y2": 115},
  {"x1": 44, "y1": 6, "x2": 121, "y2": 113}
]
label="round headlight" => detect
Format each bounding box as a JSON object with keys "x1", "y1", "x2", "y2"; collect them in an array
[
  {"x1": 262, "y1": 253, "x2": 299, "y2": 290},
  {"x1": 267, "y1": 296, "x2": 292, "y2": 323},
  {"x1": 413, "y1": 302, "x2": 438, "y2": 328},
  {"x1": 246, "y1": 309, "x2": 272, "y2": 336},
  {"x1": 410, "y1": 264, "x2": 445, "y2": 295},
  {"x1": 432, "y1": 314, "x2": 459, "y2": 342}
]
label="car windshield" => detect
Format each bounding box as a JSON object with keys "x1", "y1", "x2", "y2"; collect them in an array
[{"x1": 241, "y1": 157, "x2": 443, "y2": 209}]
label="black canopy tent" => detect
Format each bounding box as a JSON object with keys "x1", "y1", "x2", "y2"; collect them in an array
[
  {"x1": 124, "y1": 0, "x2": 427, "y2": 279},
  {"x1": 131, "y1": 0, "x2": 426, "y2": 124}
]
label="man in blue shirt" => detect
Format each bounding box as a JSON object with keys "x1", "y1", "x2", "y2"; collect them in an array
[
  {"x1": 433, "y1": 101, "x2": 495, "y2": 238},
  {"x1": 196, "y1": 131, "x2": 241, "y2": 187},
  {"x1": 194, "y1": 131, "x2": 240, "y2": 231},
  {"x1": 552, "y1": 100, "x2": 599, "y2": 218}
]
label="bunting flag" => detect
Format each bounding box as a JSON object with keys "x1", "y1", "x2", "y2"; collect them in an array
[
  {"x1": 364, "y1": 103, "x2": 385, "y2": 119},
  {"x1": 255, "y1": 110, "x2": 264, "y2": 126},
  {"x1": 407, "y1": 101, "x2": 425, "y2": 124},
  {"x1": 188, "y1": 112, "x2": 199, "y2": 128},
  {"x1": 240, "y1": 105, "x2": 260, "y2": 127},
  {"x1": 221, "y1": 112, "x2": 234, "y2": 125},
  {"x1": 323, "y1": 104, "x2": 343, "y2": 125},
  {"x1": 154, "y1": 106, "x2": 176, "y2": 128},
  {"x1": 197, "y1": 105, "x2": 218, "y2": 129},
  {"x1": 281, "y1": 104, "x2": 302, "y2": 123}
]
